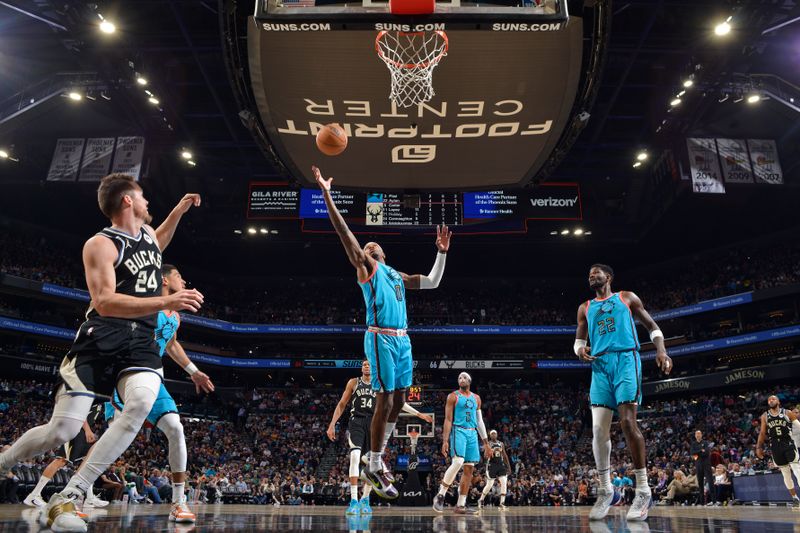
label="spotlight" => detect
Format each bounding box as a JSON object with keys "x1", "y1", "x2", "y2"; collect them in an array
[
  {"x1": 0, "y1": 150, "x2": 8, "y2": 159},
  {"x1": 677, "y1": 90, "x2": 686, "y2": 97},
  {"x1": 187, "y1": 160, "x2": 197, "y2": 167},
  {"x1": 746, "y1": 93, "x2": 761, "y2": 104},
  {"x1": 670, "y1": 98, "x2": 681, "y2": 107},
  {"x1": 247, "y1": 228, "x2": 257, "y2": 235},
  {"x1": 584, "y1": 231, "x2": 592, "y2": 236},
  {"x1": 234, "y1": 229, "x2": 243, "y2": 235},
  {"x1": 148, "y1": 97, "x2": 159, "y2": 105},
  {"x1": 549, "y1": 231, "x2": 558, "y2": 236},
  {"x1": 633, "y1": 161, "x2": 643, "y2": 168},
  {"x1": 270, "y1": 230, "x2": 279, "y2": 234},
  {"x1": 573, "y1": 228, "x2": 584, "y2": 236},
  {"x1": 181, "y1": 150, "x2": 193, "y2": 160},
  {"x1": 99, "y1": 20, "x2": 116, "y2": 34},
  {"x1": 560, "y1": 229, "x2": 569, "y2": 235},
  {"x1": 68, "y1": 92, "x2": 82, "y2": 101},
  {"x1": 714, "y1": 20, "x2": 731, "y2": 36},
  {"x1": 683, "y1": 79, "x2": 694, "y2": 88},
  {"x1": 136, "y1": 76, "x2": 148, "y2": 86},
  {"x1": 636, "y1": 151, "x2": 648, "y2": 161},
  {"x1": 259, "y1": 228, "x2": 268, "y2": 234}
]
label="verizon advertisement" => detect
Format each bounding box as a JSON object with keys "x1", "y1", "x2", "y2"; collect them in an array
[{"x1": 248, "y1": 19, "x2": 583, "y2": 189}]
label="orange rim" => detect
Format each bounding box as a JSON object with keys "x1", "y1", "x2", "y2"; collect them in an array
[{"x1": 375, "y1": 30, "x2": 449, "y2": 70}]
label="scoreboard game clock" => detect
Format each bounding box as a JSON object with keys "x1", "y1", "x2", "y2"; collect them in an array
[{"x1": 406, "y1": 385, "x2": 423, "y2": 405}]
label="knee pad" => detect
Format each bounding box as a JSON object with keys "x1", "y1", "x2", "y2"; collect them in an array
[
  {"x1": 442, "y1": 456, "x2": 465, "y2": 485},
  {"x1": 117, "y1": 372, "x2": 161, "y2": 425},
  {"x1": 349, "y1": 449, "x2": 361, "y2": 478},
  {"x1": 450, "y1": 456, "x2": 465, "y2": 470},
  {"x1": 499, "y1": 476, "x2": 508, "y2": 493},
  {"x1": 157, "y1": 414, "x2": 184, "y2": 443},
  {"x1": 780, "y1": 465, "x2": 794, "y2": 489}
]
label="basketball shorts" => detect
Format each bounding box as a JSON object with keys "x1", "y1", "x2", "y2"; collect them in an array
[
  {"x1": 56, "y1": 430, "x2": 91, "y2": 465},
  {"x1": 112, "y1": 382, "x2": 178, "y2": 427},
  {"x1": 347, "y1": 415, "x2": 373, "y2": 452},
  {"x1": 363, "y1": 331, "x2": 413, "y2": 393},
  {"x1": 589, "y1": 350, "x2": 642, "y2": 410},
  {"x1": 450, "y1": 426, "x2": 480, "y2": 464},
  {"x1": 60, "y1": 318, "x2": 163, "y2": 398},
  {"x1": 773, "y1": 444, "x2": 799, "y2": 467},
  {"x1": 487, "y1": 461, "x2": 509, "y2": 479}
]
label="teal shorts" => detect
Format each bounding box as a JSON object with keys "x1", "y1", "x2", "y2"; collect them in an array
[{"x1": 589, "y1": 350, "x2": 642, "y2": 410}]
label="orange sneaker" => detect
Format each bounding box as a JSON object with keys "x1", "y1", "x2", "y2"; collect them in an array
[
  {"x1": 169, "y1": 503, "x2": 196, "y2": 523},
  {"x1": 76, "y1": 509, "x2": 89, "y2": 521}
]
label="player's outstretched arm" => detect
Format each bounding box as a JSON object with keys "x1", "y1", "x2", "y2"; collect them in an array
[
  {"x1": 756, "y1": 413, "x2": 768, "y2": 458},
  {"x1": 165, "y1": 338, "x2": 215, "y2": 394},
  {"x1": 312, "y1": 166, "x2": 372, "y2": 282},
  {"x1": 155, "y1": 194, "x2": 201, "y2": 251},
  {"x1": 441, "y1": 393, "x2": 456, "y2": 457},
  {"x1": 402, "y1": 225, "x2": 451, "y2": 290},
  {"x1": 624, "y1": 291, "x2": 673, "y2": 375},
  {"x1": 84, "y1": 236, "x2": 204, "y2": 317},
  {"x1": 327, "y1": 378, "x2": 357, "y2": 441}
]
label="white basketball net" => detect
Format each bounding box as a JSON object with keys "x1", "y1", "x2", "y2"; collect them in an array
[
  {"x1": 375, "y1": 31, "x2": 448, "y2": 108},
  {"x1": 408, "y1": 430, "x2": 420, "y2": 453}
]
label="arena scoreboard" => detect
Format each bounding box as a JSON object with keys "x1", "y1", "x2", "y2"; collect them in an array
[
  {"x1": 247, "y1": 183, "x2": 581, "y2": 228},
  {"x1": 406, "y1": 385, "x2": 423, "y2": 405}
]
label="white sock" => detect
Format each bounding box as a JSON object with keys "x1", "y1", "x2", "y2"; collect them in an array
[
  {"x1": 350, "y1": 485, "x2": 358, "y2": 500},
  {"x1": 173, "y1": 482, "x2": 185, "y2": 504},
  {"x1": 87, "y1": 485, "x2": 95, "y2": 500},
  {"x1": 457, "y1": 494, "x2": 466, "y2": 507},
  {"x1": 361, "y1": 483, "x2": 372, "y2": 500},
  {"x1": 598, "y1": 468, "x2": 613, "y2": 493},
  {"x1": 369, "y1": 451, "x2": 382, "y2": 472},
  {"x1": 381, "y1": 422, "x2": 396, "y2": 452},
  {"x1": 30, "y1": 475, "x2": 51, "y2": 498},
  {"x1": 634, "y1": 468, "x2": 650, "y2": 493},
  {"x1": 500, "y1": 494, "x2": 506, "y2": 505},
  {"x1": 438, "y1": 484, "x2": 449, "y2": 497}
]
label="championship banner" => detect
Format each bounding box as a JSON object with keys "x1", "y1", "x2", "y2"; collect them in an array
[
  {"x1": 716, "y1": 139, "x2": 753, "y2": 184},
  {"x1": 46, "y1": 138, "x2": 85, "y2": 181},
  {"x1": 686, "y1": 138, "x2": 724, "y2": 194},
  {"x1": 747, "y1": 139, "x2": 783, "y2": 184},
  {"x1": 78, "y1": 137, "x2": 116, "y2": 182},
  {"x1": 111, "y1": 136, "x2": 146, "y2": 179}
]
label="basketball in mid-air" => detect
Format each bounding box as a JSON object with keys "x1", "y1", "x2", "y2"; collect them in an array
[{"x1": 316, "y1": 123, "x2": 348, "y2": 156}]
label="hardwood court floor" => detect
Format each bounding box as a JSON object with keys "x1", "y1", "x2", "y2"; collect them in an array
[{"x1": 0, "y1": 503, "x2": 798, "y2": 532}]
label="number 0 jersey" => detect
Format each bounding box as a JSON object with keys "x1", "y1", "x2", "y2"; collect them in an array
[
  {"x1": 585, "y1": 292, "x2": 640, "y2": 357},
  {"x1": 453, "y1": 391, "x2": 478, "y2": 429},
  {"x1": 86, "y1": 226, "x2": 163, "y2": 329},
  {"x1": 350, "y1": 378, "x2": 376, "y2": 418},
  {"x1": 359, "y1": 262, "x2": 408, "y2": 330}
]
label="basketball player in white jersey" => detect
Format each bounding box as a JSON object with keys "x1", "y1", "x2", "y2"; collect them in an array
[{"x1": 0, "y1": 175, "x2": 203, "y2": 532}]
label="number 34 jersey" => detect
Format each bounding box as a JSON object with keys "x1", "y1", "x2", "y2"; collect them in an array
[
  {"x1": 350, "y1": 378, "x2": 376, "y2": 417},
  {"x1": 85, "y1": 226, "x2": 163, "y2": 330}
]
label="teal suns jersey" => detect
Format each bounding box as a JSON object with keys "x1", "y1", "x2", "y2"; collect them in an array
[
  {"x1": 585, "y1": 292, "x2": 640, "y2": 356},
  {"x1": 453, "y1": 391, "x2": 478, "y2": 429},
  {"x1": 359, "y1": 261, "x2": 408, "y2": 329}
]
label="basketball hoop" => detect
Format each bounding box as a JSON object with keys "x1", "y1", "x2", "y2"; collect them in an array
[
  {"x1": 408, "y1": 429, "x2": 421, "y2": 455},
  {"x1": 375, "y1": 30, "x2": 448, "y2": 108}
]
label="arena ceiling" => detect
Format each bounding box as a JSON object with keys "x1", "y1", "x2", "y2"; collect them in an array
[{"x1": 0, "y1": 0, "x2": 799, "y2": 273}]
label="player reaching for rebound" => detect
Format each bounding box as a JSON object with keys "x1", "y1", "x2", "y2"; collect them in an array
[
  {"x1": 0, "y1": 175, "x2": 203, "y2": 532},
  {"x1": 477, "y1": 430, "x2": 511, "y2": 510},
  {"x1": 433, "y1": 372, "x2": 492, "y2": 514},
  {"x1": 106, "y1": 264, "x2": 214, "y2": 523},
  {"x1": 756, "y1": 395, "x2": 800, "y2": 506},
  {"x1": 313, "y1": 165, "x2": 450, "y2": 499},
  {"x1": 327, "y1": 360, "x2": 432, "y2": 515},
  {"x1": 575, "y1": 264, "x2": 672, "y2": 522}
]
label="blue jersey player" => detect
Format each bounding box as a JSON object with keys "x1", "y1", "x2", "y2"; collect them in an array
[
  {"x1": 575, "y1": 264, "x2": 672, "y2": 522},
  {"x1": 433, "y1": 372, "x2": 492, "y2": 514},
  {"x1": 313, "y1": 166, "x2": 451, "y2": 499},
  {"x1": 107, "y1": 264, "x2": 214, "y2": 523}
]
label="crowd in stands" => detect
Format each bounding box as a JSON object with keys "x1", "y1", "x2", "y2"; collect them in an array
[
  {"x1": 0, "y1": 377, "x2": 795, "y2": 508},
  {"x1": 2, "y1": 228, "x2": 800, "y2": 327}
]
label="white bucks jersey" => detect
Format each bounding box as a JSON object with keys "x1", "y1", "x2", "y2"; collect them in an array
[
  {"x1": 86, "y1": 226, "x2": 162, "y2": 328},
  {"x1": 350, "y1": 379, "x2": 376, "y2": 418}
]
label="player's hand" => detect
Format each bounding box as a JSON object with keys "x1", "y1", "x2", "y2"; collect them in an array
[
  {"x1": 435, "y1": 224, "x2": 452, "y2": 253},
  {"x1": 483, "y1": 444, "x2": 493, "y2": 460},
  {"x1": 577, "y1": 346, "x2": 595, "y2": 362},
  {"x1": 191, "y1": 371, "x2": 215, "y2": 394},
  {"x1": 441, "y1": 441, "x2": 449, "y2": 457},
  {"x1": 165, "y1": 288, "x2": 204, "y2": 312},
  {"x1": 419, "y1": 413, "x2": 433, "y2": 424},
  {"x1": 174, "y1": 193, "x2": 201, "y2": 215},
  {"x1": 312, "y1": 166, "x2": 333, "y2": 192},
  {"x1": 326, "y1": 426, "x2": 336, "y2": 441},
  {"x1": 756, "y1": 447, "x2": 764, "y2": 459},
  {"x1": 656, "y1": 351, "x2": 673, "y2": 375},
  {"x1": 86, "y1": 431, "x2": 97, "y2": 444}
]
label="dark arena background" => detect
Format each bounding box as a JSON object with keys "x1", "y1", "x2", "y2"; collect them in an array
[{"x1": 1, "y1": 0, "x2": 800, "y2": 531}]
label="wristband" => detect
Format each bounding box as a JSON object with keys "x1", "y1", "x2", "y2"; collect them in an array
[
  {"x1": 649, "y1": 329, "x2": 664, "y2": 341},
  {"x1": 574, "y1": 339, "x2": 587, "y2": 356},
  {"x1": 184, "y1": 362, "x2": 199, "y2": 376}
]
